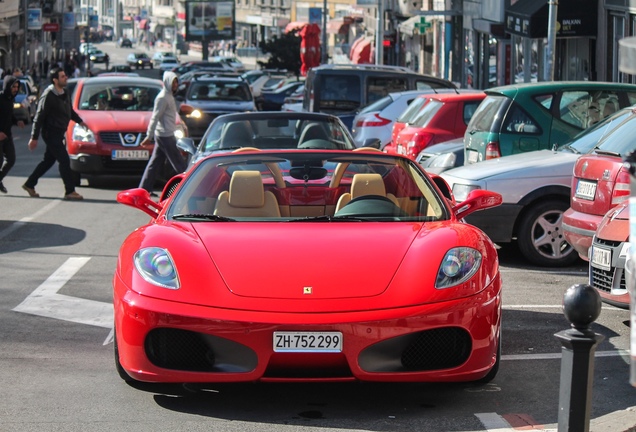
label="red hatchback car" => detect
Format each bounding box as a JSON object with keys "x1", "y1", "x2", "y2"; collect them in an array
[
  {"x1": 562, "y1": 107, "x2": 636, "y2": 261},
  {"x1": 385, "y1": 91, "x2": 485, "y2": 159},
  {"x1": 66, "y1": 76, "x2": 187, "y2": 177}
]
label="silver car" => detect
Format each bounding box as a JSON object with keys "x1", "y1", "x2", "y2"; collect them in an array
[{"x1": 440, "y1": 108, "x2": 632, "y2": 267}]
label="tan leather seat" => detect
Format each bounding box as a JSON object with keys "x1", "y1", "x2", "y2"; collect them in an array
[
  {"x1": 214, "y1": 171, "x2": 281, "y2": 217},
  {"x1": 335, "y1": 173, "x2": 399, "y2": 212}
]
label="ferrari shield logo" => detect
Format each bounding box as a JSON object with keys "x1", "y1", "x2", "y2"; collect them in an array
[{"x1": 303, "y1": 287, "x2": 312, "y2": 294}]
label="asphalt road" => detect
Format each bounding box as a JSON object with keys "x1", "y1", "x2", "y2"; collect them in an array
[{"x1": 0, "y1": 47, "x2": 635, "y2": 430}]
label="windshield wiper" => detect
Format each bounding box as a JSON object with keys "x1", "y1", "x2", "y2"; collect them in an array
[
  {"x1": 594, "y1": 149, "x2": 621, "y2": 157},
  {"x1": 290, "y1": 215, "x2": 367, "y2": 222},
  {"x1": 172, "y1": 213, "x2": 235, "y2": 222}
]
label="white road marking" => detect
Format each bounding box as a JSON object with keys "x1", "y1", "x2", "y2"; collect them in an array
[
  {"x1": 474, "y1": 413, "x2": 515, "y2": 431},
  {"x1": 0, "y1": 199, "x2": 61, "y2": 241},
  {"x1": 504, "y1": 304, "x2": 624, "y2": 311},
  {"x1": 13, "y1": 257, "x2": 113, "y2": 329}
]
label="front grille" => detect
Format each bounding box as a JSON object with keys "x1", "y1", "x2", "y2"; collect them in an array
[
  {"x1": 359, "y1": 327, "x2": 472, "y2": 373},
  {"x1": 401, "y1": 328, "x2": 472, "y2": 370},
  {"x1": 591, "y1": 266, "x2": 613, "y2": 293},
  {"x1": 99, "y1": 132, "x2": 146, "y2": 146},
  {"x1": 145, "y1": 328, "x2": 257, "y2": 372},
  {"x1": 595, "y1": 238, "x2": 622, "y2": 248}
]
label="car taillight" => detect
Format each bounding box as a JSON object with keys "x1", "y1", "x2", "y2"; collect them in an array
[
  {"x1": 360, "y1": 114, "x2": 391, "y2": 128},
  {"x1": 406, "y1": 132, "x2": 434, "y2": 158},
  {"x1": 611, "y1": 166, "x2": 631, "y2": 206},
  {"x1": 485, "y1": 141, "x2": 501, "y2": 160}
]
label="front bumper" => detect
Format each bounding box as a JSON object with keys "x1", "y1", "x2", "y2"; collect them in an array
[
  {"x1": 113, "y1": 272, "x2": 502, "y2": 383},
  {"x1": 562, "y1": 208, "x2": 601, "y2": 261}
]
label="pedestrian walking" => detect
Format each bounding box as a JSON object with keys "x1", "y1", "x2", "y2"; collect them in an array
[
  {"x1": 104, "y1": 53, "x2": 110, "y2": 70},
  {"x1": 138, "y1": 71, "x2": 186, "y2": 196},
  {"x1": 23, "y1": 67, "x2": 87, "y2": 200},
  {"x1": 0, "y1": 76, "x2": 26, "y2": 193}
]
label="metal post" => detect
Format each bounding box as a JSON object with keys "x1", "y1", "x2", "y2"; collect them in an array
[
  {"x1": 554, "y1": 284, "x2": 604, "y2": 432},
  {"x1": 375, "y1": 0, "x2": 383, "y2": 65},
  {"x1": 546, "y1": 0, "x2": 558, "y2": 81},
  {"x1": 23, "y1": 0, "x2": 28, "y2": 69},
  {"x1": 321, "y1": 0, "x2": 328, "y2": 64}
]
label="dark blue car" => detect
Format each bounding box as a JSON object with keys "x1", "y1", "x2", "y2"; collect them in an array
[{"x1": 256, "y1": 81, "x2": 304, "y2": 111}]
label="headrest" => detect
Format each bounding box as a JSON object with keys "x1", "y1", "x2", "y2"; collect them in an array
[
  {"x1": 350, "y1": 173, "x2": 386, "y2": 198},
  {"x1": 228, "y1": 171, "x2": 264, "y2": 208}
]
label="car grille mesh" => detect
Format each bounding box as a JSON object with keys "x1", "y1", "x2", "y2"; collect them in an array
[
  {"x1": 146, "y1": 328, "x2": 215, "y2": 371},
  {"x1": 595, "y1": 238, "x2": 622, "y2": 248},
  {"x1": 401, "y1": 327, "x2": 472, "y2": 370},
  {"x1": 591, "y1": 266, "x2": 626, "y2": 293},
  {"x1": 100, "y1": 132, "x2": 146, "y2": 146}
]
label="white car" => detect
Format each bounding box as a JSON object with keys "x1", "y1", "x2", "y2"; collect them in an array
[
  {"x1": 159, "y1": 59, "x2": 180, "y2": 72},
  {"x1": 152, "y1": 51, "x2": 179, "y2": 68},
  {"x1": 351, "y1": 90, "x2": 443, "y2": 149},
  {"x1": 439, "y1": 108, "x2": 631, "y2": 267},
  {"x1": 210, "y1": 55, "x2": 245, "y2": 72}
]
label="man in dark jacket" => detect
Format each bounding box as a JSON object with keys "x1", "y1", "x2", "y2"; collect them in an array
[
  {"x1": 24, "y1": 67, "x2": 87, "y2": 200},
  {"x1": 0, "y1": 75, "x2": 25, "y2": 193}
]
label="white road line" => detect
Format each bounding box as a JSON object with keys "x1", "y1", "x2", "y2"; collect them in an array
[
  {"x1": 474, "y1": 413, "x2": 515, "y2": 431},
  {"x1": 504, "y1": 304, "x2": 624, "y2": 311},
  {"x1": 13, "y1": 257, "x2": 114, "y2": 329},
  {"x1": 0, "y1": 199, "x2": 61, "y2": 241},
  {"x1": 503, "y1": 350, "x2": 629, "y2": 361}
]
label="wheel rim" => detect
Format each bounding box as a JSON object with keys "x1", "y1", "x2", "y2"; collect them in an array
[{"x1": 530, "y1": 208, "x2": 573, "y2": 260}]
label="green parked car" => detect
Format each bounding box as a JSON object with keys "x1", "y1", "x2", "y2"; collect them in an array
[{"x1": 464, "y1": 81, "x2": 636, "y2": 164}]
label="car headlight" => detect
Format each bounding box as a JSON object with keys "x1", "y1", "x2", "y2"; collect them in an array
[
  {"x1": 189, "y1": 109, "x2": 202, "y2": 119},
  {"x1": 13, "y1": 102, "x2": 21, "y2": 109},
  {"x1": 72, "y1": 123, "x2": 96, "y2": 143},
  {"x1": 451, "y1": 184, "x2": 480, "y2": 202},
  {"x1": 134, "y1": 247, "x2": 180, "y2": 289},
  {"x1": 435, "y1": 247, "x2": 482, "y2": 289},
  {"x1": 174, "y1": 128, "x2": 185, "y2": 139}
]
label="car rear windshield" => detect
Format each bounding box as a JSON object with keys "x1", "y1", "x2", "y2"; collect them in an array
[
  {"x1": 593, "y1": 111, "x2": 636, "y2": 156},
  {"x1": 359, "y1": 95, "x2": 393, "y2": 114},
  {"x1": 411, "y1": 99, "x2": 444, "y2": 127},
  {"x1": 466, "y1": 95, "x2": 509, "y2": 133},
  {"x1": 188, "y1": 82, "x2": 251, "y2": 101},
  {"x1": 396, "y1": 97, "x2": 429, "y2": 123}
]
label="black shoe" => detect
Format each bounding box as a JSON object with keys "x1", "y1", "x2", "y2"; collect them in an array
[{"x1": 0, "y1": 183, "x2": 6, "y2": 194}]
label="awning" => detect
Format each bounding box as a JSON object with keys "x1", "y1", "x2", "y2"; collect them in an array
[
  {"x1": 350, "y1": 36, "x2": 374, "y2": 64},
  {"x1": 504, "y1": 0, "x2": 597, "y2": 38},
  {"x1": 327, "y1": 18, "x2": 350, "y2": 35},
  {"x1": 285, "y1": 21, "x2": 307, "y2": 33}
]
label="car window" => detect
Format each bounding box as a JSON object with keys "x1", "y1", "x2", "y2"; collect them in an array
[
  {"x1": 463, "y1": 101, "x2": 481, "y2": 124},
  {"x1": 318, "y1": 75, "x2": 360, "y2": 110},
  {"x1": 79, "y1": 83, "x2": 161, "y2": 111},
  {"x1": 359, "y1": 95, "x2": 393, "y2": 114},
  {"x1": 466, "y1": 95, "x2": 509, "y2": 132},
  {"x1": 367, "y1": 76, "x2": 408, "y2": 105},
  {"x1": 559, "y1": 108, "x2": 634, "y2": 154},
  {"x1": 593, "y1": 111, "x2": 636, "y2": 156},
  {"x1": 396, "y1": 96, "x2": 428, "y2": 123},
  {"x1": 502, "y1": 103, "x2": 540, "y2": 134},
  {"x1": 411, "y1": 99, "x2": 443, "y2": 127},
  {"x1": 627, "y1": 92, "x2": 636, "y2": 106},
  {"x1": 189, "y1": 82, "x2": 252, "y2": 101}
]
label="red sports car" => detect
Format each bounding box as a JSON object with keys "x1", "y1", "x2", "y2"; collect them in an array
[
  {"x1": 384, "y1": 91, "x2": 485, "y2": 159},
  {"x1": 66, "y1": 76, "x2": 187, "y2": 177},
  {"x1": 114, "y1": 149, "x2": 503, "y2": 384}
]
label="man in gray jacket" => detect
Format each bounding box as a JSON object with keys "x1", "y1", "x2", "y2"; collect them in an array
[{"x1": 138, "y1": 71, "x2": 187, "y2": 196}]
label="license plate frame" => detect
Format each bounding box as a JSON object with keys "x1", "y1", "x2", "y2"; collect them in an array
[
  {"x1": 590, "y1": 245, "x2": 612, "y2": 271},
  {"x1": 467, "y1": 150, "x2": 479, "y2": 164},
  {"x1": 575, "y1": 179, "x2": 597, "y2": 200},
  {"x1": 111, "y1": 149, "x2": 149, "y2": 160},
  {"x1": 273, "y1": 331, "x2": 343, "y2": 353}
]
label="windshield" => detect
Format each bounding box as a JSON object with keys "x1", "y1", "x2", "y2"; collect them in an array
[
  {"x1": 167, "y1": 151, "x2": 448, "y2": 222},
  {"x1": 592, "y1": 109, "x2": 636, "y2": 156},
  {"x1": 396, "y1": 97, "x2": 428, "y2": 123},
  {"x1": 200, "y1": 116, "x2": 357, "y2": 152},
  {"x1": 558, "y1": 108, "x2": 634, "y2": 154},
  {"x1": 79, "y1": 82, "x2": 161, "y2": 111},
  {"x1": 188, "y1": 82, "x2": 252, "y2": 102},
  {"x1": 411, "y1": 99, "x2": 444, "y2": 127},
  {"x1": 359, "y1": 95, "x2": 393, "y2": 114},
  {"x1": 466, "y1": 95, "x2": 509, "y2": 133}
]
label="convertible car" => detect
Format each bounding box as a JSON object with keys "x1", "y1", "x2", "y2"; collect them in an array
[{"x1": 114, "y1": 148, "x2": 503, "y2": 384}]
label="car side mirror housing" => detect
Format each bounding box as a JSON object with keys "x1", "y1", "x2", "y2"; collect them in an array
[{"x1": 363, "y1": 138, "x2": 382, "y2": 149}]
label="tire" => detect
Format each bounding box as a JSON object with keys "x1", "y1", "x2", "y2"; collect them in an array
[
  {"x1": 516, "y1": 199, "x2": 579, "y2": 267},
  {"x1": 114, "y1": 327, "x2": 135, "y2": 383}
]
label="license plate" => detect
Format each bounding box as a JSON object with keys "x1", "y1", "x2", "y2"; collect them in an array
[
  {"x1": 590, "y1": 245, "x2": 611, "y2": 271},
  {"x1": 575, "y1": 179, "x2": 597, "y2": 200},
  {"x1": 112, "y1": 149, "x2": 149, "y2": 160},
  {"x1": 467, "y1": 150, "x2": 479, "y2": 164},
  {"x1": 273, "y1": 331, "x2": 343, "y2": 353}
]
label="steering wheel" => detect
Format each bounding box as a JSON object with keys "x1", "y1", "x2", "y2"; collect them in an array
[{"x1": 335, "y1": 195, "x2": 408, "y2": 218}]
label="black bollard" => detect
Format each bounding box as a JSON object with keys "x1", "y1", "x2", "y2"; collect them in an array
[{"x1": 554, "y1": 283, "x2": 604, "y2": 432}]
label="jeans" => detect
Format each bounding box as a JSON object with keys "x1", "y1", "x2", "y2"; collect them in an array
[
  {"x1": 0, "y1": 135, "x2": 15, "y2": 183},
  {"x1": 25, "y1": 128, "x2": 76, "y2": 196},
  {"x1": 139, "y1": 135, "x2": 187, "y2": 192}
]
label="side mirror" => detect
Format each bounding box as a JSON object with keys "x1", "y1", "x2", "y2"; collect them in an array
[
  {"x1": 452, "y1": 189, "x2": 502, "y2": 220},
  {"x1": 116, "y1": 188, "x2": 163, "y2": 218},
  {"x1": 363, "y1": 138, "x2": 382, "y2": 149},
  {"x1": 176, "y1": 137, "x2": 196, "y2": 155}
]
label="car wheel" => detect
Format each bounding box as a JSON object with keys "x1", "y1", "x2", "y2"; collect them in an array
[
  {"x1": 114, "y1": 327, "x2": 135, "y2": 383},
  {"x1": 516, "y1": 199, "x2": 579, "y2": 267}
]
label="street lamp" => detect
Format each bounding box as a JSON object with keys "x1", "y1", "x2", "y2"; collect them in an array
[{"x1": 322, "y1": 0, "x2": 328, "y2": 64}]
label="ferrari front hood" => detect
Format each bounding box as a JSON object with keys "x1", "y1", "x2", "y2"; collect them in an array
[{"x1": 194, "y1": 223, "x2": 420, "y2": 299}]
